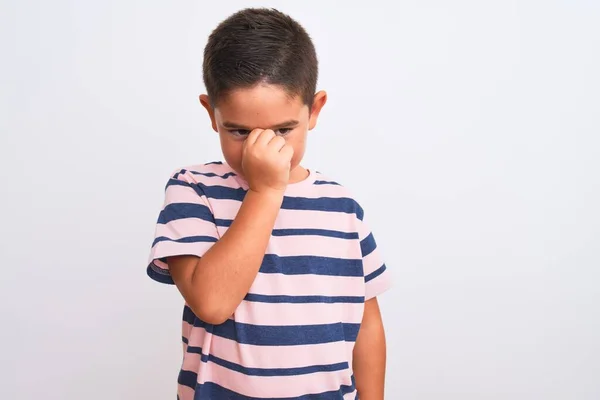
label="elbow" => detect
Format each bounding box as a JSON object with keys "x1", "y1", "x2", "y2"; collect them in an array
[
  {"x1": 188, "y1": 300, "x2": 232, "y2": 326},
  {"x1": 182, "y1": 265, "x2": 233, "y2": 325},
  {"x1": 200, "y1": 311, "x2": 231, "y2": 326}
]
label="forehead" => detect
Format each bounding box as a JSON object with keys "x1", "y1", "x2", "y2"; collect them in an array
[{"x1": 214, "y1": 84, "x2": 308, "y2": 126}]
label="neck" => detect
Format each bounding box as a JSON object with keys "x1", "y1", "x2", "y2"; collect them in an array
[{"x1": 289, "y1": 165, "x2": 309, "y2": 184}]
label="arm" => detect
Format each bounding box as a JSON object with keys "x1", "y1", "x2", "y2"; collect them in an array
[
  {"x1": 353, "y1": 297, "x2": 387, "y2": 400},
  {"x1": 168, "y1": 129, "x2": 293, "y2": 325},
  {"x1": 168, "y1": 189, "x2": 282, "y2": 324}
]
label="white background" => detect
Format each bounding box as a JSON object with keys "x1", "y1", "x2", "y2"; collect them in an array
[{"x1": 1, "y1": 0, "x2": 599, "y2": 399}]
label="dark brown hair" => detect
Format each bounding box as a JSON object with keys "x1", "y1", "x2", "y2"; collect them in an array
[{"x1": 203, "y1": 8, "x2": 318, "y2": 107}]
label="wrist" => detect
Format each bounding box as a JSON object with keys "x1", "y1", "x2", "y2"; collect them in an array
[{"x1": 246, "y1": 187, "x2": 286, "y2": 204}]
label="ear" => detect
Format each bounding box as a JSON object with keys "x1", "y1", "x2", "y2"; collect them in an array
[
  {"x1": 308, "y1": 90, "x2": 327, "y2": 130},
  {"x1": 199, "y1": 94, "x2": 218, "y2": 132}
]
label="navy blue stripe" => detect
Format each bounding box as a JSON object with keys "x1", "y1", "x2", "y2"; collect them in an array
[
  {"x1": 146, "y1": 263, "x2": 174, "y2": 285},
  {"x1": 172, "y1": 168, "x2": 184, "y2": 179},
  {"x1": 213, "y1": 225, "x2": 360, "y2": 239},
  {"x1": 157, "y1": 202, "x2": 214, "y2": 224},
  {"x1": 365, "y1": 264, "x2": 387, "y2": 283},
  {"x1": 165, "y1": 180, "x2": 364, "y2": 218},
  {"x1": 177, "y1": 369, "x2": 197, "y2": 389},
  {"x1": 212, "y1": 357, "x2": 348, "y2": 377},
  {"x1": 260, "y1": 254, "x2": 363, "y2": 277},
  {"x1": 186, "y1": 345, "x2": 203, "y2": 355},
  {"x1": 183, "y1": 306, "x2": 360, "y2": 345},
  {"x1": 355, "y1": 204, "x2": 364, "y2": 221},
  {"x1": 187, "y1": 183, "x2": 247, "y2": 201},
  {"x1": 360, "y1": 232, "x2": 377, "y2": 257},
  {"x1": 204, "y1": 161, "x2": 223, "y2": 165},
  {"x1": 182, "y1": 336, "x2": 189, "y2": 344},
  {"x1": 244, "y1": 293, "x2": 364, "y2": 304},
  {"x1": 165, "y1": 179, "x2": 206, "y2": 196},
  {"x1": 271, "y1": 228, "x2": 358, "y2": 239},
  {"x1": 186, "y1": 345, "x2": 349, "y2": 376},
  {"x1": 214, "y1": 218, "x2": 232, "y2": 227},
  {"x1": 282, "y1": 196, "x2": 360, "y2": 216},
  {"x1": 314, "y1": 180, "x2": 340, "y2": 186},
  {"x1": 190, "y1": 171, "x2": 237, "y2": 179},
  {"x1": 152, "y1": 235, "x2": 217, "y2": 248},
  {"x1": 194, "y1": 378, "x2": 356, "y2": 399},
  {"x1": 343, "y1": 323, "x2": 360, "y2": 342},
  {"x1": 149, "y1": 246, "x2": 362, "y2": 280}
]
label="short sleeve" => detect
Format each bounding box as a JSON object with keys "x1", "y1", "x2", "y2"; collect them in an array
[
  {"x1": 146, "y1": 170, "x2": 219, "y2": 284},
  {"x1": 358, "y1": 215, "x2": 391, "y2": 300}
]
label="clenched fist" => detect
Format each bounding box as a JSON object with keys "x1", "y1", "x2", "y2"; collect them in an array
[{"x1": 241, "y1": 129, "x2": 294, "y2": 193}]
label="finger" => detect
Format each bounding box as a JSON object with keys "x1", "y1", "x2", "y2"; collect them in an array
[
  {"x1": 268, "y1": 135, "x2": 286, "y2": 152},
  {"x1": 255, "y1": 129, "x2": 276, "y2": 148},
  {"x1": 279, "y1": 144, "x2": 294, "y2": 162},
  {"x1": 244, "y1": 129, "x2": 264, "y2": 147}
]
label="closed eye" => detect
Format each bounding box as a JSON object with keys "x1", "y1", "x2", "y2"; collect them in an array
[
  {"x1": 275, "y1": 128, "x2": 293, "y2": 136},
  {"x1": 228, "y1": 128, "x2": 294, "y2": 137},
  {"x1": 229, "y1": 129, "x2": 251, "y2": 137}
]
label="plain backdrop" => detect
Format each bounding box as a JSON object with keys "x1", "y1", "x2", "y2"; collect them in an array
[{"x1": 1, "y1": 0, "x2": 599, "y2": 399}]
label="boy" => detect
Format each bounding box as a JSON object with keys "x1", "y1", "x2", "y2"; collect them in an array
[{"x1": 147, "y1": 8, "x2": 391, "y2": 400}]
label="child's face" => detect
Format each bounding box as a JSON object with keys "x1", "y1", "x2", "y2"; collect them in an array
[{"x1": 200, "y1": 84, "x2": 326, "y2": 181}]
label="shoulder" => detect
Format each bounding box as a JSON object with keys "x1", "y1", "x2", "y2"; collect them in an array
[
  {"x1": 169, "y1": 161, "x2": 236, "y2": 182},
  {"x1": 312, "y1": 171, "x2": 357, "y2": 196},
  {"x1": 166, "y1": 161, "x2": 241, "y2": 189},
  {"x1": 310, "y1": 171, "x2": 365, "y2": 221},
  {"x1": 164, "y1": 161, "x2": 245, "y2": 202}
]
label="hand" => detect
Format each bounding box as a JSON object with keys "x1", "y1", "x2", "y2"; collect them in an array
[{"x1": 241, "y1": 129, "x2": 294, "y2": 194}]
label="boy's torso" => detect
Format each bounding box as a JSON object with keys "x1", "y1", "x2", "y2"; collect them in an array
[{"x1": 167, "y1": 162, "x2": 366, "y2": 399}]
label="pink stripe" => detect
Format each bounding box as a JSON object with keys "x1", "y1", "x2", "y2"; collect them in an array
[
  {"x1": 186, "y1": 163, "x2": 232, "y2": 176},
  {"x1": 363, "y1": 247, "x2": 383, "y2": 274},
  {"x1": 202, "y1": 362, "x2": 353, "y2": 398},
  {"x1": 181, "y1": 352, "x2": 202, "y2": 375},
  {"x1": 249, "y1": 273, "x2": 364, "y2": 297},
  {"x1": 182, "y1": 314, "x2": 192, "y2": 347},
  {"x1": 178, "y1": 384, "x2": 195, "y2": 400},
  {"x1": 149, "y1": 240, "x2": 214, "y2": 261},
  {"x1": 267, "y1": 235, "x2": 361, "y2": 259},
  {"x1": 209, "y1": 198, "x2": 241, "y2": 219},
  {"x1": 183, "y1": 322, "x2": 350, "y2": 369},
  {"x1": 286, "y1": 185, "x2": 351, "y2": 199},
  {"x1": 357, "y1": 220, "x2": 371, "y2": 241},
  {"x1": 344, "y1": 390, "x2": 358, "y2": 399},
  {"x1": 275, "y1": 209, "x2": 358, "y2": 231},
  {"x1": 155, "y1": 218, "x2": 218, "y2": 241},
  {"x1": 191, "y1": 173, "x2": 243, "y2": 188},
  {"x1": 365, "y1": 270, "x2": 392, "y2": 300},
  {"x1": 164, "y1": 184, "x2": 209, "y2": 206},
  {"x1": 233, "y1": 301, "x2": 363, "y2": 326},
  {"x1": 151, "y1": 258, "x2": 168, "y2": 270}
]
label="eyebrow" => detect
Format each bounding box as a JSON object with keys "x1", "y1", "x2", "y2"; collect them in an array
[{"x1": 221, "y1": 120, "x2": 300, "y2": 130}]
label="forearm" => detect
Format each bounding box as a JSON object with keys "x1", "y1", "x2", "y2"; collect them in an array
[
  {"x1": 353, "y1": 298, "x2": 387, "y2": 399},
  {"x1": 172, "y1": 189, "x2": 283, "y2": 323}
]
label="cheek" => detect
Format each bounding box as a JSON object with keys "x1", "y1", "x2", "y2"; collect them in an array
[
  {"x1": 288, "y1": 134, "x2": 307, "y2": 165},
  {"x1": 292, "y1": 143, "x2": 305, "y2": 159},
  {"x1": 219, "y1": 135, "x2": 244, "y2": 168}
]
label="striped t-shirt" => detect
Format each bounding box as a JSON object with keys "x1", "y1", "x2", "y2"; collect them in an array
[{"x1": 147, "y1": 162, "x2": 391, "y2": 400}]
